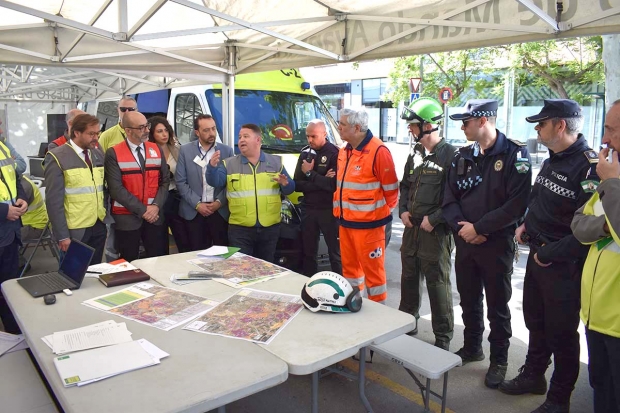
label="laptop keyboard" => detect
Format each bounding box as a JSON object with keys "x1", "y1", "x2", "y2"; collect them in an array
[{"x1": 38, "y1": 273, "x2": 74, "y2": 290}]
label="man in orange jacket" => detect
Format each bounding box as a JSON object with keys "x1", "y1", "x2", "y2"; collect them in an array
[{"x1": 334, "y1": 107, "x2": 399, "y2": 303}]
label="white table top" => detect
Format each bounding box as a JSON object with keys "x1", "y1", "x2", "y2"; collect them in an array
[
  {"x1": 134, "y1": 254, "x2": 416, "y2": 375},
  {"x1": 2, "y1": 278, "x2": 288, "y2": 413},
  {"x1": 0, "y1": 349, "x2": 58, "y2": 413}
]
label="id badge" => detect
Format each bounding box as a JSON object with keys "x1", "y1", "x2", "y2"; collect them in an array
[{"x1": 193, "y1": 155, "x2": 207, "y2": 168}]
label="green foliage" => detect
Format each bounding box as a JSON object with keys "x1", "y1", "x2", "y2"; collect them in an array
[{"x1": 385, "y1": 37, "x2": 604, "y2": 106}]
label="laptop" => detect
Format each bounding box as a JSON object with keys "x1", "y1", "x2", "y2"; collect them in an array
[{"x1": 18, "y1": 239, "x2": 95, "y2": 298}]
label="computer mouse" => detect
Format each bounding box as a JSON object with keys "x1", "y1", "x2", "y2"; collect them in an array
[{"x1": 44, "y1": 294, "x2": 56, "y2": 305}]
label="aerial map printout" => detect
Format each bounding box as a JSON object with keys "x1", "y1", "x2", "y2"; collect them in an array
[
  {"x1": 83, "y1": 283, "x2": 218, "y2": 331},
  {"x1": 184, "y1": 289, "x2": 304, "y2": 344},
  {"x1": 191, "y1": 254, "x2": 289, "y2": 288}
]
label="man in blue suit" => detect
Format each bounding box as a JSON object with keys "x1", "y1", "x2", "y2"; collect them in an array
[{"x1": 175, "y1": 114, "x2": 233, "y2": 251}]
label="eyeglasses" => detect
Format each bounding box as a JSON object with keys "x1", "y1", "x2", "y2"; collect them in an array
[
  {"x1": 537, "y1": 121, "x2": 549, "y2": 128},
  {"x1": 84, "y1": 131, "x2": 101, "y2": 138},
  {"x1": 126, "y1": 123, "x2": 151, "y2": 132},
  {"x1": 462, "y1": 120, "x2": 471, "y2": 127},
  {"x1": 119, "y1": 107, "x2": 137, "y2": 113}
]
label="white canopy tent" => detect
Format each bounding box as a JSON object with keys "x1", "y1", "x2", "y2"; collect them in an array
[{"x1": 0, "y1": 0, "x2": 618, "y2": 146}]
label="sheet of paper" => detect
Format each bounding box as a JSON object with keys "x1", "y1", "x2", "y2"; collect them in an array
[
  {"x1": 87, "y1": 260, "x2": 138, "y2": 275},
  {"x1": 82, "y1": 287, "x2": 154, "y2": 311},
  {"x1": 51, "y1": 321, "x2": 133, "y2": 355},
  {"x1": 0, "y1": 331, "x2": 24, "y2": 357},
  {"x1": 197, "y1": 245, "x2": 229, "y2": 256},
  {"x1": 6, "y1": 338, "x2": 29, "y2": 353},
  {"x1": 54, "y1": 340, "x2": 158, "y2": 387},
  {"x1": 42, "y1": 321, "x2": 119, "y2": 350}
]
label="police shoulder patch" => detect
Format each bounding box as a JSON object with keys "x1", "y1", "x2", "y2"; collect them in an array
[
  {"x1": 581, "y1": 180, "x2": 599, "y2": 193},
  {"x1": 515, "y1": 161, "x2": 530, "y2": 173},
  {"x1": 508, "y1": 139, "x2": 527, "y2": 147},
  {"x1": 584, "y1": 150, "x2": 599, "y2": 163}
]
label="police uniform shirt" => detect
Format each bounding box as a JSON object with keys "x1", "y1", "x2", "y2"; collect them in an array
[
  {"x1": 293, "y1": 141, "x2": 338, "y2": 210},
  {"x1": 442, "y1": 130, "x2": 532, "y2": 237},
  {"x1": 524, "y1": 134, "x2": 599, "y2": 263}
]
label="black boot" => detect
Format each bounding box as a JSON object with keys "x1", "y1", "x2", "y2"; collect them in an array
[
  {"x1": 485, "y1": 363, "x2": 508, "y2": 388},
  {"x1": 499, "y1": 365, "x2": 547, "y2": 395},
  {"x1": 454, "y1": 347, "x2": 485, "y2": 365},
  {"x1": 531, "y1": 399, "x2": 569, "y2": 413}
]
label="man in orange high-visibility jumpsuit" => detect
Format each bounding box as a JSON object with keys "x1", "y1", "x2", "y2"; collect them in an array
[{"x1": 334, "y1": 108, "x2": 399, "y2": 303}]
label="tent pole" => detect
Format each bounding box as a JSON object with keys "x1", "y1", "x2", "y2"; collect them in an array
[{"x1": 226, "y1": 41, "x2": 237, "y2": 148}]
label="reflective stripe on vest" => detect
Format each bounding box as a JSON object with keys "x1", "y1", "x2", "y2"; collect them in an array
[
  {"x1": 21, "y1": 176, "x2": 48, "y2": 230},
  {"x1": 224, "y1": 154, "x2": 283, "y2": 227},
  {"x1": 0, "y1": 142, "x2": 18, "y2": 204},
  {"x1": 47, "y1": 147, "x2": 106, "y2": 229},
  {"x1": 334, "y1": 137, "x2": 391, "y2": 223},
  {"x1": 111, "y1": 141, "x2": 161, "y2": 215}
]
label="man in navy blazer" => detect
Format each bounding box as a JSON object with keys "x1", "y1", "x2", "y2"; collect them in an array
[{"x1": 175, "y1": 114, "x2": 233, "y2": 251}]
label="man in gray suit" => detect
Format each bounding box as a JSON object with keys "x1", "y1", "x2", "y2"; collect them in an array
[
  {"x1": 44, "y1": 114, "x2": 107, "y2": 264},
  {"x1": 176, "y1": 114, "x2": 233, "y2": 250},
  {"x1": 105, "y1": 111, "x2": 169, "y2": 262}
]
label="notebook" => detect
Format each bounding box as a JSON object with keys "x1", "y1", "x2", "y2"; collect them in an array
[
  {"x1": 98, "y1": 269, "x2": 150, "y2": 287},
  {"x1": 18, "y1": 239, "x2": 95, "y2": 298}
]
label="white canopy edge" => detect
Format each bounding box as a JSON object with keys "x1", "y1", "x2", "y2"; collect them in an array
[{"x1": 0, "y1": 0, "x2": 618, "y2": 101}]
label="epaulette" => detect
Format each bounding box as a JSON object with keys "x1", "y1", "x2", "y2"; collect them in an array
[
  {"x1": 583, "y1": 150, "x2": 598, "y2": 163},
  {"x1": 300, "y1": 144, "x2": 311, "y2": 153},
  {"x1": 508, "y1": 139, "x2": 527, "y2": 147}
]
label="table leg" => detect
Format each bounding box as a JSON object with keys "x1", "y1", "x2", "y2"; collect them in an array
[
  {"x1": 311, "y1": 370, "x2": 319, "y2": 413},
  {"x1": 441, "y1": 372, "x2": 449, "y2": 413},
  {"x1": 358, "y1": 347, "x2": 374, "y2": 413},
  {"x1": 217, "y1": 406, "x2": 226, "y2": 413},
  {"x1": 425, "y1": 377, "x2": 431, "y2": 412}
]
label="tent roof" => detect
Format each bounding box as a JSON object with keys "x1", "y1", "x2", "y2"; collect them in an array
[{"x1": 1, "y1": 0, "x2": 619, "y2": 101}]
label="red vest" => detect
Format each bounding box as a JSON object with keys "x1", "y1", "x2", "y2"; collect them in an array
[
  {"x1": 111, "y1": 141, "x2": 162, "y2": 215},
  {"x1": 52, "y1": 135, "x2": 68, "y2": 147}
]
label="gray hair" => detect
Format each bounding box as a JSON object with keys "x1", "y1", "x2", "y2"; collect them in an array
[
  {"x1": 552, "y1": 116, "x2": 584, "y2": 134},
  {"x1": 340, "y1": 107, "x2": 369, "y2": 132},
  {"x1": 118, "y1": 96, "x2": 137, "y2": 107}
]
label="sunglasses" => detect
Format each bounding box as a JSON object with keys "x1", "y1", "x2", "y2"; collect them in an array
[
  {"x1": 119, "y1": 107, "x2": 137, "y2": 113},
  {"x1": 126, "y1": 122, "x2": 151, "y2": 132}
]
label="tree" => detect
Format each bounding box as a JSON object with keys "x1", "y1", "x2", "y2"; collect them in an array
[
  {"x1": 385, "y1": 37, "x2": 604, "y2": 106},
  {"x1": 385, "y1": 48, "x2": 502, "y2": 106},
  {"x1": 508, "y1": 37, "x2": 603, "y2": 101}
]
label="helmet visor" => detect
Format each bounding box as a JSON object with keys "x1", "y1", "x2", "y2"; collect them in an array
[{"x1": 400, "y1": 106, "x2": 418, "y2": 122}]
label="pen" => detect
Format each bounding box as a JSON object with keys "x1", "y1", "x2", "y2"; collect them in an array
[{"x1": 86, "y1": 271, "x2": 102, "y2": 274}]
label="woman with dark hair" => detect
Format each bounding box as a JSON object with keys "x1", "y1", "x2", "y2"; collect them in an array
[{"x1": 148, "y1": 116, "x2": 190, "y2": 252}]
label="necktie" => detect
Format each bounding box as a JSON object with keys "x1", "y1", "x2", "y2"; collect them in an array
[
  {"x1": 136, "y1": 146, "x2": 145, "y2": 173},
  {"x1": 83, "y1": 150, "x2": 92, "y2": 169}
]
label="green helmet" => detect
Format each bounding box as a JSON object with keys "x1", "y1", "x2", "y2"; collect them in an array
[{"x1": 401, "y1": 97, "x2": 444, "y2": 124}]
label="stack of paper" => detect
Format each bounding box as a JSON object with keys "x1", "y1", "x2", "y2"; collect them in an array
[
  {"x1": 0, "y1": 331, "x2": 27, "y2": 356},
  {"x1": 42, "y1": 320, "x2": 132, "y2": 355},
  {"x1": 53, "y1": 339, "x2": 169, "y2": 387}
]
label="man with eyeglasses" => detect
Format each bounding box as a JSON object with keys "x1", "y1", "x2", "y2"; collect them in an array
[
  {"x1": 44, "y1": 114, "x2": 107, "y2": 264},
  {"x1": 105, "y1": 111, "x2": 169, "y2": 262},
  {"x1": 99, "y1": 97, "x2": 137, "y2": 153},
  {"x1": 442, "y1": 99, "x2": 532, "y2": 389},
  {"x1": 497, "y1": 100, "x2": 598, "y2": 413}
]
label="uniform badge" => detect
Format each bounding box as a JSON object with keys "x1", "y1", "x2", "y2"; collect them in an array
[
  {"x1": 321, "y1": 155, "x2": 327, "y2": 164},
  {"x1": 581, "y1": 180, "x2": 599, "y2": 193},
  {"x1": 148, "y1": 147, "x2": 158, "y2": 157},
  {"x1": 494, "y1": 160, "x2": 503, "y2": 171},
  {"x1": 584, "y1": 150, "x2": 599, "y2": 163},
  {"x1": 515, "y1": 161, "x2": 530, "y2": 173}
]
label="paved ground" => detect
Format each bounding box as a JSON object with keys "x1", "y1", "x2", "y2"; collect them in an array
[{"x1": 4, "y1": 142, "x2": 595, "y2": 413}]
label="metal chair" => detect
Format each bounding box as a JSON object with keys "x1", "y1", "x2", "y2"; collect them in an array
[{"x1": 19, "y1": 221, "x2": 60, "y2": 277}]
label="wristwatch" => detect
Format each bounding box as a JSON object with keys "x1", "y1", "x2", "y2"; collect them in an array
[{"x1": 305, "y1": 170, "x2": 312, "y2": 178}]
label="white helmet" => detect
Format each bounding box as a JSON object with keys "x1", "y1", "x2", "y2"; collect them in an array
[{"x1": 301, "y1": 271, "x2": 363, "y2": 313}]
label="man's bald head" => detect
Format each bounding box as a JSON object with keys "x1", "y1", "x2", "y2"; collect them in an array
[
  {"x1": 306, "y1": 119, "x2": 328, "y2": 151},
  {"x1": 66, "y1": 108, "x2": 86, "y2": 128},
  {"x1": 122, "y1": 111, "x2": 150, "y2": 145}
]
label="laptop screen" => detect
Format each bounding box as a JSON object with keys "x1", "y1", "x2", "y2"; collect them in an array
[{"x1": 60, "y1": 240, "x2": 95, "y2": 285}]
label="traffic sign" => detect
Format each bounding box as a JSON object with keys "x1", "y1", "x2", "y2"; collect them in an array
[
  {"x1": 439, "y1": 87, "x2": 453, "y2": 104},
  {"x1": 409, "y1": 78, "x2": 421, "y2": 93},
  {"x1": 410, "y1": 93, "x2": 420, "y2": 102}
]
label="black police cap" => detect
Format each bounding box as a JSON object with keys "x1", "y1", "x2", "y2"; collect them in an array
[
  {"x1": 525, "y1": 99, "x2": 582, "y2": 123},
  {"x1": 449, "y1": 99, "x2": 498, "y2": 120}
]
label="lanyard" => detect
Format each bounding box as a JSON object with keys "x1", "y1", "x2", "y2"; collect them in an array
[{"x1": 198, "y1": 141, "x2": 215, "y2": 161}]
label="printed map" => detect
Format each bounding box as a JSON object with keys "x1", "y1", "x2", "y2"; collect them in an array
[
  {"x1": 84, "y1": 283, "x2": 218, "y2": 331},
  {"x1": 184, "y1": 289, "x2": 304, "y2": 344},
  {"x1": 196, "y1": 255, "x2": 289, "y2": 288}
]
